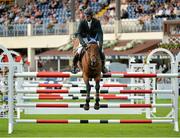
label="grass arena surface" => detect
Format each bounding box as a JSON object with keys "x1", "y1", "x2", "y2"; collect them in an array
[{"x1": 0, "y1": 98, "x2": 180, "y2": 137}]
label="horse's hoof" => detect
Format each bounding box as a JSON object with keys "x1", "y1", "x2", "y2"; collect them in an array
[
  {"x1": 94, "y1": 103, "x2": 100, "y2": 110},
  {"x1": 83, "y1": 104, "x2": 90, "y2": 110}
]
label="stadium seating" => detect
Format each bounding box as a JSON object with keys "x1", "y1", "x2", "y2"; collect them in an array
[{"x1": 0, "y1": 0, "x2": 179, "y2": 36}]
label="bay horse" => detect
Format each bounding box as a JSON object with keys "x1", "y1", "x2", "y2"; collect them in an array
[{"x1": 72, "y1": 37, "x2": 102, "y2": 110}]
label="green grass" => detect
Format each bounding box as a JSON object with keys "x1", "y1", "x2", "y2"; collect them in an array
[{"x1": 0, "y1": 97, "x2": 180, "y2": 137}]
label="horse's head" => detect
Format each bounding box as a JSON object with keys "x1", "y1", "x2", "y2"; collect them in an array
[{"x1": 87, "y1": 40, "x2": 100, "y2": 67}]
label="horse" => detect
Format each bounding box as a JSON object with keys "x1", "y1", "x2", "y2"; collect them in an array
[{"x1": 72, "y1": 37, "x2": 102, "y2": 110}]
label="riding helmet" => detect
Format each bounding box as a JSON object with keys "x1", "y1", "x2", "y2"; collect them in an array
[{"x1": 84, "y1": 7, "x2": 93, "y2": 16}]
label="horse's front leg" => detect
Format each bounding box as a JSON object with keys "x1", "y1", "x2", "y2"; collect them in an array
[
  {"x1": 83, "y1": 76, "x2": 91, "y2": 110},
  {"x1": 94, "y1": 78, "x2": 100, "y2": 110}
]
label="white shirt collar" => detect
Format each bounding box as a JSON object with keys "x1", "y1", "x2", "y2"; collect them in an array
[{"x1": 87, "y1": 20, "x2": 92, "y2": 28}]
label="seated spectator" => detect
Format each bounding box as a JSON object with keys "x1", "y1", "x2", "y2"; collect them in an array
[
  {"x1": 138, "y1": 14, "x2": 152, "y2": 24},
  {"x1": 14, "y1": 13, "x2": 20, "y2": 23},
  {"x1": 29, "y1": 15, "x2": 35, "y2": 24},
  {"x1": 24, "y1": 9, "x2": 31, "y2": 18},
  {"x1": 12, "y1": 3, "x2": 21, "y2": 14},
  {"x1": 0, "y1": 2, "x2": 6, "y2": 14},
  {"x1": 174, "y1": 1, "x2": 180, "y2": 15},
  {"x1": 156, "y1": 7, "x2": 164, "y2": 16},
  {"x1": 18, "y1": 15, "x2": 25, "y2": 24},
  {"x1": 49, "y1": 0, "x2": 58, "y2": 9},
  {"x1": 34, "y1": 8, "x2": 42, "y2": 18},
  {"x1": 38, "y1": 0, "x2": 48, "y2": 5},
  {"x1": 109, "y1": 8, "x2": 115, "y2": 18},
  {"x1": 135, "y1": 4, "x2": 144, "y2": 14},
  {"x1": 47, "y1": 15, "x2": 57, "y2": 29},
  {"x1": 143, "y1": 4, "x2": 150, "y2": 14},
  {"x1": 121, "y1": 9, "x2": 128, "y2": 19},
  {"x1": 150, "y1": 0, "x2": 156, "y2": 6},
  {"x1": 149, "y1": 4, "x2": 156, "y2": 14},
  {"x1": 35, "y1": 18, "x2": 42, "y2": 25},
  {"x1": 0, "y1": 15, "x2": 4, "y2": 24},
  {"x1": 165, "y1": 6, "x2": 171, "y2": 16}
]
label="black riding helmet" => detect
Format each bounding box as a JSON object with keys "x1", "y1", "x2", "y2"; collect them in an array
[{"x1": 84, "y1": 7, "x2": 93, "y2": 16}]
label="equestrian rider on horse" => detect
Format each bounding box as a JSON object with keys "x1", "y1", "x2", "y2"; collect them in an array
[{"x1": 72, "y1": 7, "x2": 108, "y2": 74}]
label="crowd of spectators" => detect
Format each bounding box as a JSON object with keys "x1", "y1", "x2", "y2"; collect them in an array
[
  {"x1": 122, "y1": 0, "x2": 180, "y2": 23},
  {"x1": 95, "y1": 0, "x2": 180, "y2": 26},
  {"x1": 0, "y1": 0, "x2": 110, "y2": 26},
  {"x1": 0, "y1": 0, "x2": 69, "y2": 25},
  {"x1": 0, "y1": 0, "x2": 179, "y2": 32}
]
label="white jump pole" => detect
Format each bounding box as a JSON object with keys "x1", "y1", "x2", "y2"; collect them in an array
[
  {"x1": 22, "y1": 83, "x2": 144, "y2": 88},
  {"x1": 14, "y1": 72, "x2": 180, "y2": 78},
  {"x1": 144, "y1": 64, "x2": 151, "y2": 118},
  {"x1": 174, "y1": 52, "x2": 180, "y2": 132},
  {"x1": 10, "y1": 51, "x2": 23, "y2": 119},
  {"x1": 15, "y1": 89, "x2": 173, "y2": 94},
  {"x1": 0, "y1": 45, "x2": 15, "y2": 134}
]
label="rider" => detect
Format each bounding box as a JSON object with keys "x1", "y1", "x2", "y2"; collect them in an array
[{"x1": 72, "y1": 7, "x2": 108, "y2": 74}]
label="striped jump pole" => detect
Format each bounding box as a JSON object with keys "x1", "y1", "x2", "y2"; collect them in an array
[
  {"x1": 22, "y1": 94, "x2": 145, "y2": 100},
  {"x1": 16, "y1": 103, "x2": 172, "y2": 108},
  {"x1": 16, "y1": 89, "x2": 173, "y2": 94},
  {"x1": 16, "y1": 119, "x2": 173, "y2": 124},
  {"x1": 22, "y1": 83, "x2": 144, "y2": 88},
  {"x1": 15, "y1": 72, "x2": 180, "y2": 78}
]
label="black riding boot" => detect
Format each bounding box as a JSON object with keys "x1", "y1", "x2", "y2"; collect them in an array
[
  {"x1": 99, "y1": 50, "x2": 108, "y2": 73},
  {"x1": 71, "y1": 53, "x2": 79, "y2": 74}
]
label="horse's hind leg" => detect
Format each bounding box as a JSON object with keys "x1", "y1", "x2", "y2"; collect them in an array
[
  {"x1": 94, "y1": 78, "x2": 100, "y2": 110},
  {"x1": 83, "y1": 77, "x2": 91, "y2": 110}
]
